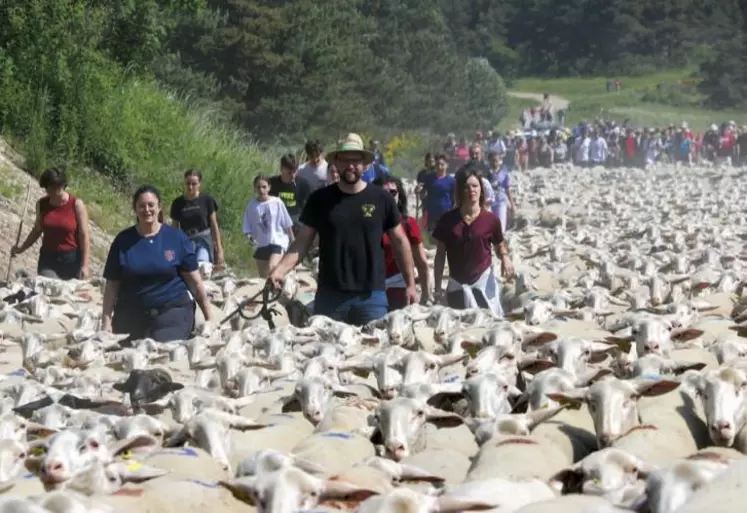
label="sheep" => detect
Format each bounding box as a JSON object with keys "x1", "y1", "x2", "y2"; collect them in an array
[
  {"x1": 218, "y1": 464, "x2": 379, "y2": 513},
  {"x1": 549, "y1": 377, "x2": 711, "y2": 466}
]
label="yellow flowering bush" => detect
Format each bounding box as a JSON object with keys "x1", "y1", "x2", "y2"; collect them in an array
[{"x1": 383, "y1": 132, "x2": 428, "y2": 177}]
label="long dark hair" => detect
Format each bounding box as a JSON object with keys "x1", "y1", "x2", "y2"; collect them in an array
[
  {"x1": 373, "y1": 175, "x2": 408, "y2": 217},
  {"x1": 132, "y1": 184, "x2": 165, "y2": 223},
  {"x1": 455, "y1": 169, "x2": 485, "y2": 208}
]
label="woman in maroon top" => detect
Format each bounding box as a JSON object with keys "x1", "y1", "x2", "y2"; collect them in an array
[
  {"x1": 433, "y1": 169, "x2": 514, "y2": 313},
  {"x1": 374, "y1": 175, "x2": 431, "y2": 311},
  {"x1": 11, "y1": 167, "x2": 91, "y2": 280}
]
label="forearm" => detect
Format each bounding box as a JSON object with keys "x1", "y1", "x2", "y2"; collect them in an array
[
  {"x1": 19, "y1": 227, "x2": 42, "y2": 252},
  {"x1": 415, "y1": 256, "x2": 430, "y2": 297},
  {"x1": 102, "y1": 281, "x2": 119, "y2": 325},
  {"x1": 193, "y1": 282, "x2": 213, "y2": 322},
  {"x1": 212, "y1": 232, "x2": 224, "y2": 255},
  {"x1": 209, "y1": 216, "x2": 223, "y2": 256},
  {"x1": 79, "y1": 229, "x2": 91, "y2": 268},
  {"x1": 495, "y1": 241, "x2": 510, "y2": 261},
  {"x1": 273, "y1": 235, "x2": 312, "y2": 275}
]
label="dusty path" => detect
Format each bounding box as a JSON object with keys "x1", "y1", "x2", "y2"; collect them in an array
[
  {"x1": 0, "y1": 138, "x2": 111, "y2": 279},
  {"x1": 508, "y1": 91, "x2": 570, "y2": 111}
]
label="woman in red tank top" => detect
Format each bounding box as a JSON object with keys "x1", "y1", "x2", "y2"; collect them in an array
[
  {"x1": 11, "y1": 167, "x2": 91, "y2": 280},
  {"x1": 373, "y1": 175, "x2": 431, "y2": 311}
]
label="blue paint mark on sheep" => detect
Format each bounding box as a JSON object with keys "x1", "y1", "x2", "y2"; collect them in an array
[
  {"x1": 9, "y1": 369, "x2": 25, "y2": 377},
  {"x1": 22, "y1": 473, "x2": 34, "y2": 479},
  {"x1": 187, "y1": 479, "x2": 220, "y2": 488},
  {"x1": 555, "y1": 317, "x2": 569, "y2": 322},
  {"x1": 321, "y1": 432, "x2": 352, "y2": 439},
  {"x1": 154, "y1": 447, "x2": 200, "y2": 458},
  {"x1": 641, "y1": 374, "x2": 663, "y2": 381},
  {"x1": 444, "y1": 375, "x2": 459, "y2": 383}
]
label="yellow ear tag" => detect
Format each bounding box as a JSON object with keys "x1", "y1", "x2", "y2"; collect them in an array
[
  {"x1": 120, "y1": 450, "x2": 134, "y2": 460},
  {"x1": 126, "y1": 461, "x2": 143, "y2": 472},
  {"x1": 30, "y1": 447, "x2": 45, "y2": 456}
]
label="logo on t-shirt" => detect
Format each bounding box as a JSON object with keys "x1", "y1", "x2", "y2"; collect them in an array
[
  {"x1": 279, "y1": 191, "x2": 296, "y2": 208},
  {"x1": 361, "y1": 204, "x2": 376, "y2": 218},
  {"x1": 164, "y1": 250, "x2": 175, "y2": 262}
]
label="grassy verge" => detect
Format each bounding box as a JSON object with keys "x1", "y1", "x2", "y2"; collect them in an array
[
  {"x1": 497, "y1": 98, "x2": 537, "y2": 132},
  {"x1": 511, "y1": 69, "x2": 747, "y2": 130},
  {"x1": 3, "y1": 75, "x2": 287, "y2": 275}
]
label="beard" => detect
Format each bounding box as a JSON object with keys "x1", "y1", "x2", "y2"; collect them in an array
[{"x1": 341, "y1": 168, "x2": 361, "y2": 185}]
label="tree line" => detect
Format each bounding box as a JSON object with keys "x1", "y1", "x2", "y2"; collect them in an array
[{"x1": 1, "y1": 0, "x2": 746, "y2": 182}]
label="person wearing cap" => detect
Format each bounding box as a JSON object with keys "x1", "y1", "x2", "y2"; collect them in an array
[{"x1": 267, "y1": 133, "x2": 417, "y2": 325}]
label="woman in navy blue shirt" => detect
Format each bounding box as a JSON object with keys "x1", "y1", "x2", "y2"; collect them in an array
[{"x1": 101, "y1": 185, "x2": 214, "y2": 342}]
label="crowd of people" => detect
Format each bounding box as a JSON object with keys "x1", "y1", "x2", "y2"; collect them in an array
[
  {"x1": 469, "y1": 118, "x2": 747, "y2": 171},
  {"x1": 10, "y1": 132, "x2": 515, "y2": 341}
]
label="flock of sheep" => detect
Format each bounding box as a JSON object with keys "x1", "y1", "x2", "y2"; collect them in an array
[{"x1": 0, "y1": 163, "x2": 747, "y2": 513}]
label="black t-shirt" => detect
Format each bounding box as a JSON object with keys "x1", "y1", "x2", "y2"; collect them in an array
[
  {"x1": 300, "y1": 184, "x2": 400, "y2": 292},
  {"x1": 455, "y1": 159, "x2": 490, "y2": 184},
  {"x1": 268, "y1": 175, "x2": 311, "y2": 222},
  {"x1": 169, "y1": 194, "x2": 218, "y2": 234},
  {"x1": 416, "y1": 168, "x2": 435, "y2": 185}
]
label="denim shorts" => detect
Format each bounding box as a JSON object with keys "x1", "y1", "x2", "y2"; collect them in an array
[
  {"x1": 193, "y1": 240, "x2": 211, "y2": 263},
  {"x1": 313, "y1": 288, "x2": 387, "y2": 326}
]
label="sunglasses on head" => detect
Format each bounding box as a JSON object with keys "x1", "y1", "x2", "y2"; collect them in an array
[{"x1": 384, "y1": 188, "x2": 397, "y2": 196}]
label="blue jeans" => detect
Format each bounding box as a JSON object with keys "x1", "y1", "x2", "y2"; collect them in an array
[
  {"x1": 193, "y1": 239, "x2": 211, "y2": 263},
  {"x1": 313, "y1": 288, "x2": 388, "y2": 326}
]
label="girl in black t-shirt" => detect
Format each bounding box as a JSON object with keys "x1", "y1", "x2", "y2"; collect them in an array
[{"x1": 169, "y1": 169, "x2": 225, "y2": 269}]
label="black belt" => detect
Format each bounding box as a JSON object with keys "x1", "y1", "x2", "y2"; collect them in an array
[{"x1": 141, "y1": 295, "x2": 193, "y2": 319}]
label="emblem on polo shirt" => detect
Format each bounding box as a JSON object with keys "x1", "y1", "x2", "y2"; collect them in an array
[
  {"x1": 164, "y1": 250, "x2": 175, "y2": 262},
  {"x1": 361, "y1": 204, "x2": 375, "y2": 218}
]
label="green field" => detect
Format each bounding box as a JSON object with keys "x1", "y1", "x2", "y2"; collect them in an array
[{"x1": 511, "y1": 69, "x2": 747, "y2": 130}]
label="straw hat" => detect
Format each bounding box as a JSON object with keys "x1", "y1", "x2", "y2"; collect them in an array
[{"x1": 327, "y1": 133, "x2": 375, "y2": 165}]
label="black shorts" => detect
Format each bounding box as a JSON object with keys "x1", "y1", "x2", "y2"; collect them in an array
[
  {"x1": 113, "y1": 295, "x2": 195, "y2": 343},
  {"x1": 37, "y1": 250, "x2": 81, "y2": 280},
  {"x1": 254, "y1": 244, "x2": 283, "y2": 261}
]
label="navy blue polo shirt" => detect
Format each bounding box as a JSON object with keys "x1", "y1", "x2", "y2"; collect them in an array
[{"x1": 103, "y1": 225, "x2": 198, "y2": 310}]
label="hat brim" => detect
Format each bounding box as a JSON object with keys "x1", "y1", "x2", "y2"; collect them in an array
[{"x1": 327, "y1": 149, "x2": 376, "y2": 166}]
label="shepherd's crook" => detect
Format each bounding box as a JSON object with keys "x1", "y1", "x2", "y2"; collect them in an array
[{"x1": 5, "y1": 183, "x2": 33, "y2": 283}]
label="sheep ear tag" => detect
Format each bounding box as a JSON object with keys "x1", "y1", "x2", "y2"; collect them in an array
[{"x1": 126, "y1": 461, "x2": 143, "y2": 472}]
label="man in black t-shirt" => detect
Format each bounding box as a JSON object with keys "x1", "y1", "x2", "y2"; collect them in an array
[
  {"x1": 268, "y1": 133, "x2": 417, "y2": 326},
  {"x1": 269, "y1": 154, "x2": 311, "y2": 234}
]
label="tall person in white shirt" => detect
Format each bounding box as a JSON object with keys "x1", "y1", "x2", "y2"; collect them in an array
[
  {"x1": 589, "y1": 130, "x2": 609, "y2": 167},
  {"x1": 242, "y1": 175, "x2": 295, "y2": 277},
  {"x1": 574, "y1": 130, "x2": 591, "y2": 168}
]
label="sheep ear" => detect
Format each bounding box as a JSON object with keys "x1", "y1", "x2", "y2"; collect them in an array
[
  {"x1": 109, "y1": 434, "x2": 159, "y2": 457},
  {"x1": 218, "y1": 477, "x2": 257, "y2": 505}
]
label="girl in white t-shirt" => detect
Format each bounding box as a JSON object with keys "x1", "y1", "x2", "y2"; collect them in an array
[{"x1": 242, "y1": 175, "x2": 294, "y2": 277}]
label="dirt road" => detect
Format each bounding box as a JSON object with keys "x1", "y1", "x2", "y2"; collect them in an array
[{"x1": 508, "y1": 91, "x2": 570, "y2": 111}]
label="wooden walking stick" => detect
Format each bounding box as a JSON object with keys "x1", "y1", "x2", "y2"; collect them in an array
[{"x1": 5, "y1": 183, "x2": 33, "y2": 283}]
